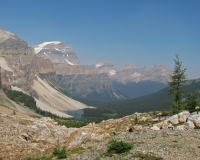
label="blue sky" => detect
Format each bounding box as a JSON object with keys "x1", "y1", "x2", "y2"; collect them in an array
[{"x1": 0, "y1": 0, "x2": 200, "y2": 79}]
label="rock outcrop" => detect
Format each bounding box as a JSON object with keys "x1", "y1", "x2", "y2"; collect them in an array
[{"x1": 0, "y1": 112, "x2": 90, "y2": 160}]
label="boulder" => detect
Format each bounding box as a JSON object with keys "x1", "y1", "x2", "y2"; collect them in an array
[
  {"x1": 21, "y1": 133, "x2": 29, "y2": 141},
  {"x1": 186, "y1": 120, "x2": 195, "y2": 129},
  {"x1": 187, "y1": 114, "x2": 200, "y2": 127},
  {"x1": 67, "y1": 130, "x2": 91, "y2": 150},
  {"x1": 155, "y1": 120, "x2": 169, "y2": 130},
  {"x1": 178, "y1": 111, "x2": 190, "y2": 122},
  {"x1": 167, "y1": 114, "x2": 179, "y2": 125},
  {"x1": 155, "y1": 122, "x2": 163, "y2": 129},
  {"x1": 151, "y1": 125, "x2": 160, "y2": 131}
]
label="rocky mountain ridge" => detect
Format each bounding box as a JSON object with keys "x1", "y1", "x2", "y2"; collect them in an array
[
  {"x1": 87, "y1": 61, "x2": 172, "y2": 98},
  {"x1": 33, "y1": 42, "x2": 126, "y2": 101},
  {"x1": 33, "y1": 40, "x2": 172, "y2": 100},
  {"x1": 91, "y1": 61, "x2": 172, "y2": 84},
  {"x1": 0, "y1": 28, "x2": 88, "y2": 117},
  {"x1": 33, "y1": 41, "x2": 81, "y2": 65}
]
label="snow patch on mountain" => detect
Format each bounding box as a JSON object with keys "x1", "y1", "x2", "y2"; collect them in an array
[
  {"x1": 55, "y1": 48, "x2": 60, "y2": 51},
  {"x1": 132, "y1": 72, "x2": 141, "y2": 77},
  {"x1": 34, "y1": 41, "x2": 61, "y2": 53},
  {"x1": 65, "y1": 58, "x2": 74, "y2": 65},
  {"x1": 95, "y1": 62, "x2": 106, "y2": 68},
  {"x1": 109, "y1": 70, "x2": 116, "y2": 76}
]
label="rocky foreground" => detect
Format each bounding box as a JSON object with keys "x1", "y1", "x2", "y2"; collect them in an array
[{"x1": 0, "y1": 107, "x2": 200, "y2": 160}]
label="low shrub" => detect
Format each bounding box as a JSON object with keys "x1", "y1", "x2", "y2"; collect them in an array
[
  {"x1": 53, "y1": 146, "x2": 67, "y2": 159},
  {"x1": 52, "y1": 139, "x2": 67, "y2": 159},
  {"x1": 107, "y1": 139, "x2": 133, "y2": 154}
]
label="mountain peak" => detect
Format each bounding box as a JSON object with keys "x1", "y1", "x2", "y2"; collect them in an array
[
  {"x1": 95, "y1": 61, "x2": 107, "y2": 68},
  {"x1": 34, "y1": 41, "x2": 62, "y2": 54},
  {"x1": 33, "y1": 41, "x2": 81, "y2": 65},
  {"x1": 0, "y1": 29, "x2": 18, "y2": 43}
]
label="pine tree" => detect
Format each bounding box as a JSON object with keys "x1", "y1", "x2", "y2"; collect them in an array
[{"x1": 168, "y1": 55, "x2": 187, "y2": 112}]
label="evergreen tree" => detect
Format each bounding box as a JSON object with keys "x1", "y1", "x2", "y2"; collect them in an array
[
  {"x1": 185, "y1": 89, "x2": 199, "y2": 113},
  {"x1": 168, "y1": 55, "x2": 187, "y2": 112}
]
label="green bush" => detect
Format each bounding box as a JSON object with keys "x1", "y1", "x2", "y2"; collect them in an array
[
  {"x1": 53, "y1": 146, "x2": 67, "y2": 159},
  {"x1": 107, "y1": 140, "x2": 133, "y2": 154},
  {"x1": 52, "y1": 138, "x2": 67, "y2": 159}
]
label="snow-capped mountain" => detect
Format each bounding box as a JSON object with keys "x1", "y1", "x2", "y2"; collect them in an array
[
  {"x1": 92, "y1": 62, "x2": 171, "y2": 84},
  {"x1": 87, "y1": 61, "x2": 172, "y2": 98},
  {"x1": 33, "y1": 41, "x2": 81, "y2": 65},
  {"x1": 33, "y1": 42, "x2": 126, "y2": 101},
  {"x1": 33, "y1": 40, "x2": 172, "y2": 100}
]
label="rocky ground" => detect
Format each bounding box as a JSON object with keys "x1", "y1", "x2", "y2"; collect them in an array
[
  {"x1": 1, "y1": 106, "x2": 200, "y2": 160},
  {"x1": 0, "y1": 108, "x2": 89, "y2": 160},
  {"x1": 67, "y1": 129, "x2": 200, "y2": 160},
  {"x1": 67, "y1": 111, "x2": 200, "y2": 160}
]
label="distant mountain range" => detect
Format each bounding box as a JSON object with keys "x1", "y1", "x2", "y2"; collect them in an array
[
  {"x1": 33, "y1": 42, "x2": 172, "y2": 101},
  {"x1": 0, "y1": 28, "x2": 174, "y2": 104},
  {"x1": 87, "y1": 61, "x2": 172, "y2": 98}
]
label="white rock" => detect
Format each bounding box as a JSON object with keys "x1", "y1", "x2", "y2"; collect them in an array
[
  {"x1": 67, "y1": 130, "x2": 91, "y2": 149},
  {"x1": 155, "y1": 122, "x2": 163, "y2": 129},
  {"x1": 188, "y1": 114, "x2": 200, "y2": 127},
  {"x1": 21, "y1": 133, "x2": 29, "y2": 138},
  {"x1": 178, "y1": 111, "x2": 190, "y2": 122},
  {"x1": 167, "y1": 114, "x2": 179, "y2": 125},
  {"x1": 186, "y1": 120, "x2": 195, "y2": 129},
  {"x1": 151, "y1": 125, "x2": 160, "y2": 131}
]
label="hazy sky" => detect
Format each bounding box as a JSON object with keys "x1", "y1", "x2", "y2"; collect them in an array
[{"x1": 0, "y1": 0, "x2": 200, "y2": 79}]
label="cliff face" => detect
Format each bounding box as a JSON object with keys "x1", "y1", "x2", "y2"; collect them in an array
[
  {"x1": 0, "y1": 29, "x2": 58, "y2": 94},
  {"x1": 54, "y1": 64, "x2": 126, "y2": 101},
  {"x1": 0, "y1": 29, "x2": 88, "y2": 115},
  {"x1": 58, "y1": 73, "x2": 125, "y2": 101}
]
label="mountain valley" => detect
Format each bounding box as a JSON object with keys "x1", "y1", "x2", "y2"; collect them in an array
[{"x1": 0, "y1": 28, "x2": 200, "y2": 160}]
